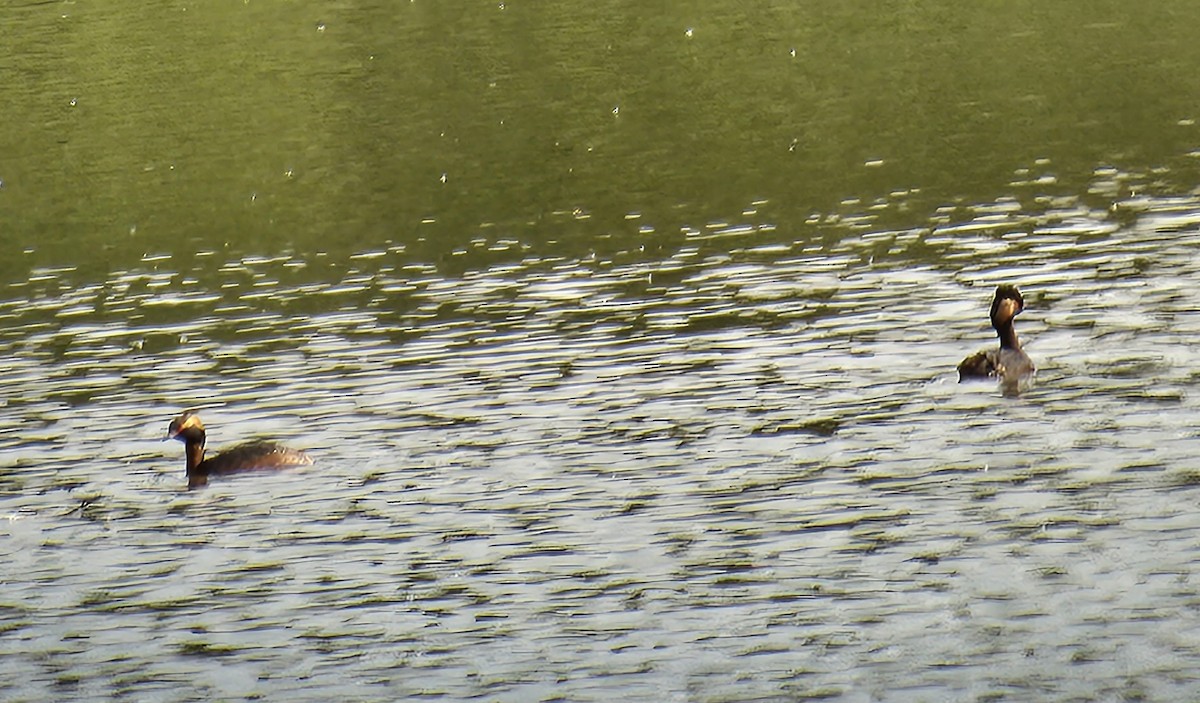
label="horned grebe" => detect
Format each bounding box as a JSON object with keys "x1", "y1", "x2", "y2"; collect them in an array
[
  {"x1": 166, "y1": 410, "x2": 313, "y2": 489},
  {"x1": 958, "y1": 284, "x2": 1035, "y2": 386}
]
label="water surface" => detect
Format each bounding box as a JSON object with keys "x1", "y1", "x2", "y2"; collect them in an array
[{"x1": 4, "y1": 2, "x2": 1200, "y2": 701}]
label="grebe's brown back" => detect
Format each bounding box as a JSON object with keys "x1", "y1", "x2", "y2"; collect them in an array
[
  {"x1": 958, "y1": 284, "x2": 1035, "y2": 386},
  {"x1": 166, "y1": 410, "x2": 313, "y2": 489}
]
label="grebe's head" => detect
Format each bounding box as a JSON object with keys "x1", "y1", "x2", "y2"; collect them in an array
[
  {"x1": 167, "y1": 410, "x2": 206, "y2": 443},
  {"x1": 990, "y1": 285, "x2": 1025, "y2": 325}
]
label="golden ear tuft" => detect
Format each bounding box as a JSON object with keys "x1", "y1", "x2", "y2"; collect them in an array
[{"x1": 169, "y1": 410, "x2": 205, "y2": 435}]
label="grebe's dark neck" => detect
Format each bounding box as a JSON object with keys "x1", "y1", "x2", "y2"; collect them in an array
[
  {"x1": 174, "y1": 425, "x2": 209, "y2": 487},
  {"x1": 184, "y1": 438, "x2": 205, "y2": 472},
  {"x1": 996, "y1": 318, "x2": 1020, "y2": 350}
]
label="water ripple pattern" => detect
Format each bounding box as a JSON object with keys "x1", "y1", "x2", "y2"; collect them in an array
[{"x1": 4, "y1": 180, "x2": 1200, "y2": 701}]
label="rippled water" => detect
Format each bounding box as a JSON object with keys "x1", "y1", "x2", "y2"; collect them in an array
[{"x1": 5, "y1": 163, "x2": 1200, "y2": 700}]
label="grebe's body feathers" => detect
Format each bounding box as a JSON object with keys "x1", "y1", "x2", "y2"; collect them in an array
[
  {"x1": 166, "y1": 410, "x2": 313, "y2": 489},
  {"x1": 958, "y1": 285, "x2": 1035, "y2": 390}
]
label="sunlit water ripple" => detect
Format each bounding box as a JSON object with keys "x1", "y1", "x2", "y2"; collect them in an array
[{"x1": 4, "y1": 182, "x2": 1200, "y2": 700}]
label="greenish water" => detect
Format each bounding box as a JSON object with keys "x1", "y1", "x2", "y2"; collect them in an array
[
  {"x1": 6, "y1": 1, "x2": 1200, "y2": 275},
  {"x1": 5, "y1": 2, "x2": 1200, "y2": 701}
]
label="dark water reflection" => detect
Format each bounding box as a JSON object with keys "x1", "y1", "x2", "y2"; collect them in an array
[
  {"x1": 7, "y1": 0, "x2": 1200, "y2": 700},
  {"x1": 7, "y1": 1, "x2": 1200, "y2": 278}
]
